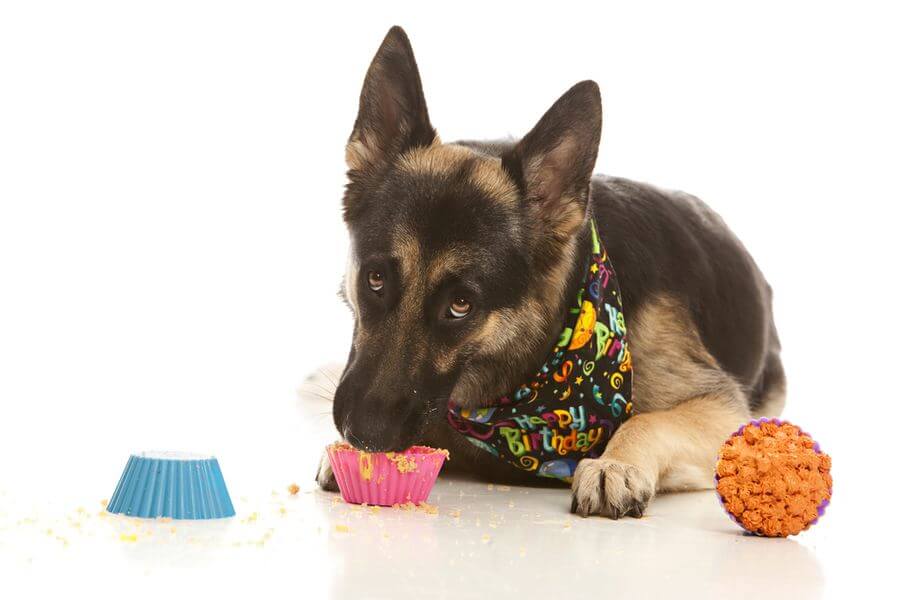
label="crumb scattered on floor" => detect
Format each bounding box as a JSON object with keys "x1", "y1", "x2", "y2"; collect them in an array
[
  {"x1": 419, "y1": 502, "x2": 439, "y2": 515},
  {"x1": 287, "y1": 483, "x2": 300, "y2": 495}
]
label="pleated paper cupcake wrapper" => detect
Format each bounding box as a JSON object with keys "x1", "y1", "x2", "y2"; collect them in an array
[
  {"x1": 327, "y1": 445, "x2": 447, "y2": 506},
  {"x1": 714, "y1": 418, "x2": 831, "y2": 533},
  {"x1": 107, "y1": 452, "x2": 235, "y2": 520}
]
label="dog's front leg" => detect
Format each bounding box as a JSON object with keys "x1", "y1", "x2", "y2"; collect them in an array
[
  {"x1": 316, "y1": 451, "x2": 339, "y2": 491},
  {"x1": 570, "y1": 391, "x2": 749, "y2": 518}
]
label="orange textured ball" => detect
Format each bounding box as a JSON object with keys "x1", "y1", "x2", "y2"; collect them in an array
[{"x1": 715, "y1": 419, "x2": 832, "y2": 537}]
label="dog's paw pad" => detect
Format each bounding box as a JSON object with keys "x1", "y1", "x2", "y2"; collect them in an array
[{"x1": 570, "y1": 458, "x2": 654, "y2": 519}]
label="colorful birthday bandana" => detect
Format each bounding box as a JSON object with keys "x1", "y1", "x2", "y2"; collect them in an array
[{"x1": 447, "y1": 220, "x2": 632, "y2": 482}]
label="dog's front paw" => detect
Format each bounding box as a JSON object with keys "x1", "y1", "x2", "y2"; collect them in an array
[
  {"x1": 315, "y1": 450, "x2": 339, "y2": 492},
  {"x1": 570, "y1": 458, "x2": 655, "y2": 519}
]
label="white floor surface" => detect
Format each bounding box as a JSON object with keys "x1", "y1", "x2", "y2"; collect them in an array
[{"x1": 0, "y1": 470, "x2": 881, "y2": 600}]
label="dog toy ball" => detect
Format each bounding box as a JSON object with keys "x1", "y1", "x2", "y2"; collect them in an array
[{"x1": 715, "y1": 418, "x2": 831, "y2": 537}]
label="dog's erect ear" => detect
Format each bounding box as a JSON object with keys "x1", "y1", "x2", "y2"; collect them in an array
[
  {"x1": 502, "y1": 81, "x2": 602, "y2": 240},
  {"x1": 346, "y1": 26, "x2": 437, "y2": 174}
]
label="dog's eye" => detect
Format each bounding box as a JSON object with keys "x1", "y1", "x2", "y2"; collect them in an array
[
  {"x1": 367, "y1": 271, "x2": 385, "y2": 292},
  {"x1": 448, "y1": 298, "x2": 472, "y2": 319}
]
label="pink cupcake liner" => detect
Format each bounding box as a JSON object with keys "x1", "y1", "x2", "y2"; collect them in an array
[
  {"x1": 326, "y1": 443, "x2": 448, "y2": 506},
  {"x1": 714, "y1": 417, "x2": 832, "y2": 534}
]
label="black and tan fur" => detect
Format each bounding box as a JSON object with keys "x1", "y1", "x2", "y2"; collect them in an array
[{"x1": 314, "y1": 27, "x2": 784, "y2": 518}]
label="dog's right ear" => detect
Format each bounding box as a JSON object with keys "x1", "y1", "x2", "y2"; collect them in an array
[
  {"x1": 346, "y1": 26, "x2": 437, "y2": 175},
  {"x1": 501, "y1": 81, "x2": 602, "y2": 244}
]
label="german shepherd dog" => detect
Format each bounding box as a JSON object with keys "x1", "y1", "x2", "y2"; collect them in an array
[{"x1": 314, "y1": 26, "x2": 784, "y2": 519}]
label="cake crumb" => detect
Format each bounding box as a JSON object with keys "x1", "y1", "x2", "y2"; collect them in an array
[
  {"x1": 287, "y1": 483, "x2": 300, "y2": 495},
  {"x1": 497, "y1": 485, "x2": 511, "y2": 492},
  {"x1": 119, "y1": 533, "x2": 138, "y2": 543},
  {"x1": 385, "y1": 452, "x2": 418, "y2": 474},
  {"x1": 279, "y1": 507, "x2": 288, "y2": 516},
  {"x1": 481, "y1": 533, "x2": 491, "y2": 543},
  {"x1": 335, "y1": 524, "x2": 350, "y2": 533}
]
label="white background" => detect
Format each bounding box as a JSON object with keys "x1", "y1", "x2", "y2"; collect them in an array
[{"x1": 1, "y1": 1, "x2": 898, "y2": 597}]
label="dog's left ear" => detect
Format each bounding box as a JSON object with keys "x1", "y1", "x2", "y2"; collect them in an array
[
  {"x1": 502, "y1": 81, "x2": 602, "y2": 240},
  {"x1": 346, "y1": 26, "x2": 437, "y2": 175}
]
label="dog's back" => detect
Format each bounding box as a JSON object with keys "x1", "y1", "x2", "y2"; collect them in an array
[{"x1": 591, "y1": 176, "x2": 783, "y2": 414}]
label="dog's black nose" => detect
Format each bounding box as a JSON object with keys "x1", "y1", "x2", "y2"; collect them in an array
[
  {"x1": 341, "y1": 404, "x2": 422, "y2": 452},
  {"x1": 333, "y1": 376, "x2": 424, "y2": 452}
]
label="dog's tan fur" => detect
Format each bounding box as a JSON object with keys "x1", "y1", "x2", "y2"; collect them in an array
[{"x1": 398, "y1": 143, "x2": 520, "y2": 207}]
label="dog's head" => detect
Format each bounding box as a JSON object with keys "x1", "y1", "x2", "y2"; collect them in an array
[{"x1": 334, "y1": 27, "x2": 603, "y2": 451}]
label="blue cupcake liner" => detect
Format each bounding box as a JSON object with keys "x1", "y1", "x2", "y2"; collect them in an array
[{"x1": 107, "y1": 452, "x2": 235, "y2": 520}]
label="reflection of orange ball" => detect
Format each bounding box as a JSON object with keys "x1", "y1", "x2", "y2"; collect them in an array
[{"x1": 715, "y1": 419, "x2": 832, "y2": 537}]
